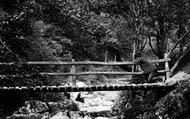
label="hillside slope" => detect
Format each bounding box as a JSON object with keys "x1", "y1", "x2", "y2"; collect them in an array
[
  {"x1": 166, "y1": 46, "x2": 190, "y2": 85},
  {"x1": 157, "y1": 47, "x2": 190, "y2": 118}
]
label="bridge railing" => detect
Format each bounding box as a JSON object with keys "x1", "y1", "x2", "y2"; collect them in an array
[
  {"x1": 0, "y1": 58, "x2": 172, "y2": 92},
  {"x1": 0, "y1": 59, "x2": 170, "y2": 66},
  {"x1": 0, "y1": 59, "x2": 170, "y2": 77},
  {"x1": 0, "y1": 59, "x2": 171, "y2": 76}
]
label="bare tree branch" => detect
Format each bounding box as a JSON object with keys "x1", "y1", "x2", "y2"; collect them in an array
[
  {"x1": 168, "y1": 30, "x2": 190, "y2": 57},
  {"x1": 140, "y1": 38, "x2": 147, "y2": 52},
  {"x1": 0, "y1": 38, "x2": 21, "y2": 61}
]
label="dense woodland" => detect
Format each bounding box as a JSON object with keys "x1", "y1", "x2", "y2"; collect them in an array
[{"x1": 1, "y1": 0, "x2": 190, "y2": 118}]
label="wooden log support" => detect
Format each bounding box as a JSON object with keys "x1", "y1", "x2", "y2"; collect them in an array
[
  {"x1": 68, "y1": 59, "x2": 76, "y2": 86},
  {"x1": 39, "y1": 70, "x2": 169, "y2": 76},
  {"x1": 0, "y1": 70, "x2": 169, "y2": 78},
  {"x1": 0, "y1": 83, "x2": 175, "y2": 92},
  {"x1": 0, "y1": 59, "x2": 172, "y2": 93},
  {"x1": 164, "y1": 53, "x2": 170, "y2": 81},
  {"x1": 0, "y1": 59, "x2": 170, "y2": 66}
]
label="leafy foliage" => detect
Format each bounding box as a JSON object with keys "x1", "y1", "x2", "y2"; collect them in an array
[
  {"x1": 155, "y1": 80, "x2": 190, "y2": 119},
  {"x1": 112, "y1": 90, "x2": 158, "y2": 119}
]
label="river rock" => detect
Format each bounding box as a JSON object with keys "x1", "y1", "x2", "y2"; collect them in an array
[
  {"x1": 50, "y1": 112, "x2": 69, "y2": 119},
  {"x1": 8, "y1": 112, "x2": 49, "y2": 119},
  {"x1": 48, "y1": 100, "x2": 79, "y2": 113},
  {"x1": 15, "y1": 100, "x2": 49, "y2": 114},
  {"x1": 95, "y1": 117, "x2": 109, "y2": 119}
]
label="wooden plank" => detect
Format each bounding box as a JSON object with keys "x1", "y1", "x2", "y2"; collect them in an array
[
  {"x1": 39, "y1": 70, "x2": 169, "y2": 76},
  {"x1": 0, "y1": 70, "x2": 169, "y2": 78},
  {"x1": 0, "y1": 83, "x2": 175, "y2": 92},
  {"x1": 0, "y1": 59, "x2": 171, "y2": 66},
  {"x1": 69, "y1": 59, "x2": 76, "y2": 86},
  {"x1": 164, "y1": 53, "x2": 170, "y2": 81}
]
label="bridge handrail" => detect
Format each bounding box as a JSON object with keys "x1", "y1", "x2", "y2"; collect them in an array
[
  {"x1": 0, "y1": 59, "x2": 170, "y2": 66},
  {"x1": 39, "y1": 70, "x2": 169, "y2": 76},
  {"x1": 0, "y1": 69, "x2": 169, "y2": 78},
  {"x1": 0, "y1": 59, "x2": 173, "y2": 92}
]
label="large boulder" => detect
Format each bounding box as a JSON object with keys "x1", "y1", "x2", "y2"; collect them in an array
[
  {"x1": 8, "y1": 100, "x2": 50, "y2": 119},
  {"x1": 14, "y1": 100, "x2": 49, "y2": 114},
  {"x1": 50, "y1": 112, "x2": 69, "y2": 119},
  {"x1": 8, "y1": 99, "x2": 79, "y2": 119},
  {"x1": 9, "y1": 113, "x2": 49, "y2": 119},
  {"x1": 48, "y1": 100, "x2": 79, "y2": 114}
]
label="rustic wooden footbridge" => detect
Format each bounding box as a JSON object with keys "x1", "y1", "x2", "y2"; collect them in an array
[{"x1": 0, "y1": 58, "x2": 175, "y2": 92}]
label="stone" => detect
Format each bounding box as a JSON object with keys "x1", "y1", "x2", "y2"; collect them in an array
[
  {"x1": 95, "y1": 117, "x2": 109, "y2": 119},
  {"x1": 48, "y1": 100, "x2": 79, "y2": 113},
  {"x1": 8, "y1": 100, "x2": 50, "y2": 119},
  {"x1": 9, "y1": 113, "x2": 47, "y2": 119},
  {"x1": 16, "y1": 100, "x2": 49, "y2": 114},
  {"x1": 50, "y1": 112, "x2": 69, "y2": 119}
]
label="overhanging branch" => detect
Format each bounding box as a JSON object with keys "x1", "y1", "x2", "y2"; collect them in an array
[
  {"x1": 168, "y1": 30, "x2": 190, "y2": 57},
  {"x1": 140, "y1": 39, "x2": 147, "y2": 52},
  {"x1": 0, "y1": 38, "x2": 21, "y2": 61}
]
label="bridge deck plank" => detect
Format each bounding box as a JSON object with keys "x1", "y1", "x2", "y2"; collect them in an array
[{"x1": 0, "y1": 83, "x2": 175, "y2": 92}]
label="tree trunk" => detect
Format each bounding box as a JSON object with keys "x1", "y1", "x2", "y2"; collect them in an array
[
  {"x1": 132, "y1": 41, "x2": 136, "y2": 72},
  {"x1": 154, "y1": 16, "x2": 168, "y2": 71},
  {"x1": 105, "y1": 50, "x2": 108, "y2": 62},
  {"x1": 156, "y1": 16, "x2": 167, "y2": 59}
]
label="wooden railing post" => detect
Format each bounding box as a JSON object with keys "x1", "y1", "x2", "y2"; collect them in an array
[
  {"x1": 105, "y1": 50, "x2": 108, "y2": 62},
  {"x1": 132, "y1": 42, "x2": 136, "y2": 72},
  {"x1": 69, "y1": 59, "x2": 76, "y2": 86},
  {"x1": 164, "y1": 53, "x2": 170, "y2": 81}
]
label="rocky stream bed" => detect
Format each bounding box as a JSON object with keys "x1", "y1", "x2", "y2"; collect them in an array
[{"x1": 5, "y1": 82, "x2": 122, "y2": 119}]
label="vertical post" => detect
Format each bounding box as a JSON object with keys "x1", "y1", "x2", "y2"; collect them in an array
[
  {"x1": 105, "y1": 50, "x2": 108, "y2": 62},
  {"x1": 69, "y1": 59, "x2": 76, "y2": 86},
  {"x1": 164, "y1": 53, "x2": 169, "y2": 81},
  {"x1": 132, "y1": 40, "x2": 136, "y2": 72}
]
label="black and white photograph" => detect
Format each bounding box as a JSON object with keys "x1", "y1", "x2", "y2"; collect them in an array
[{"x1": 0, "y1": 0, "x2": 190, "y2": 118}]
